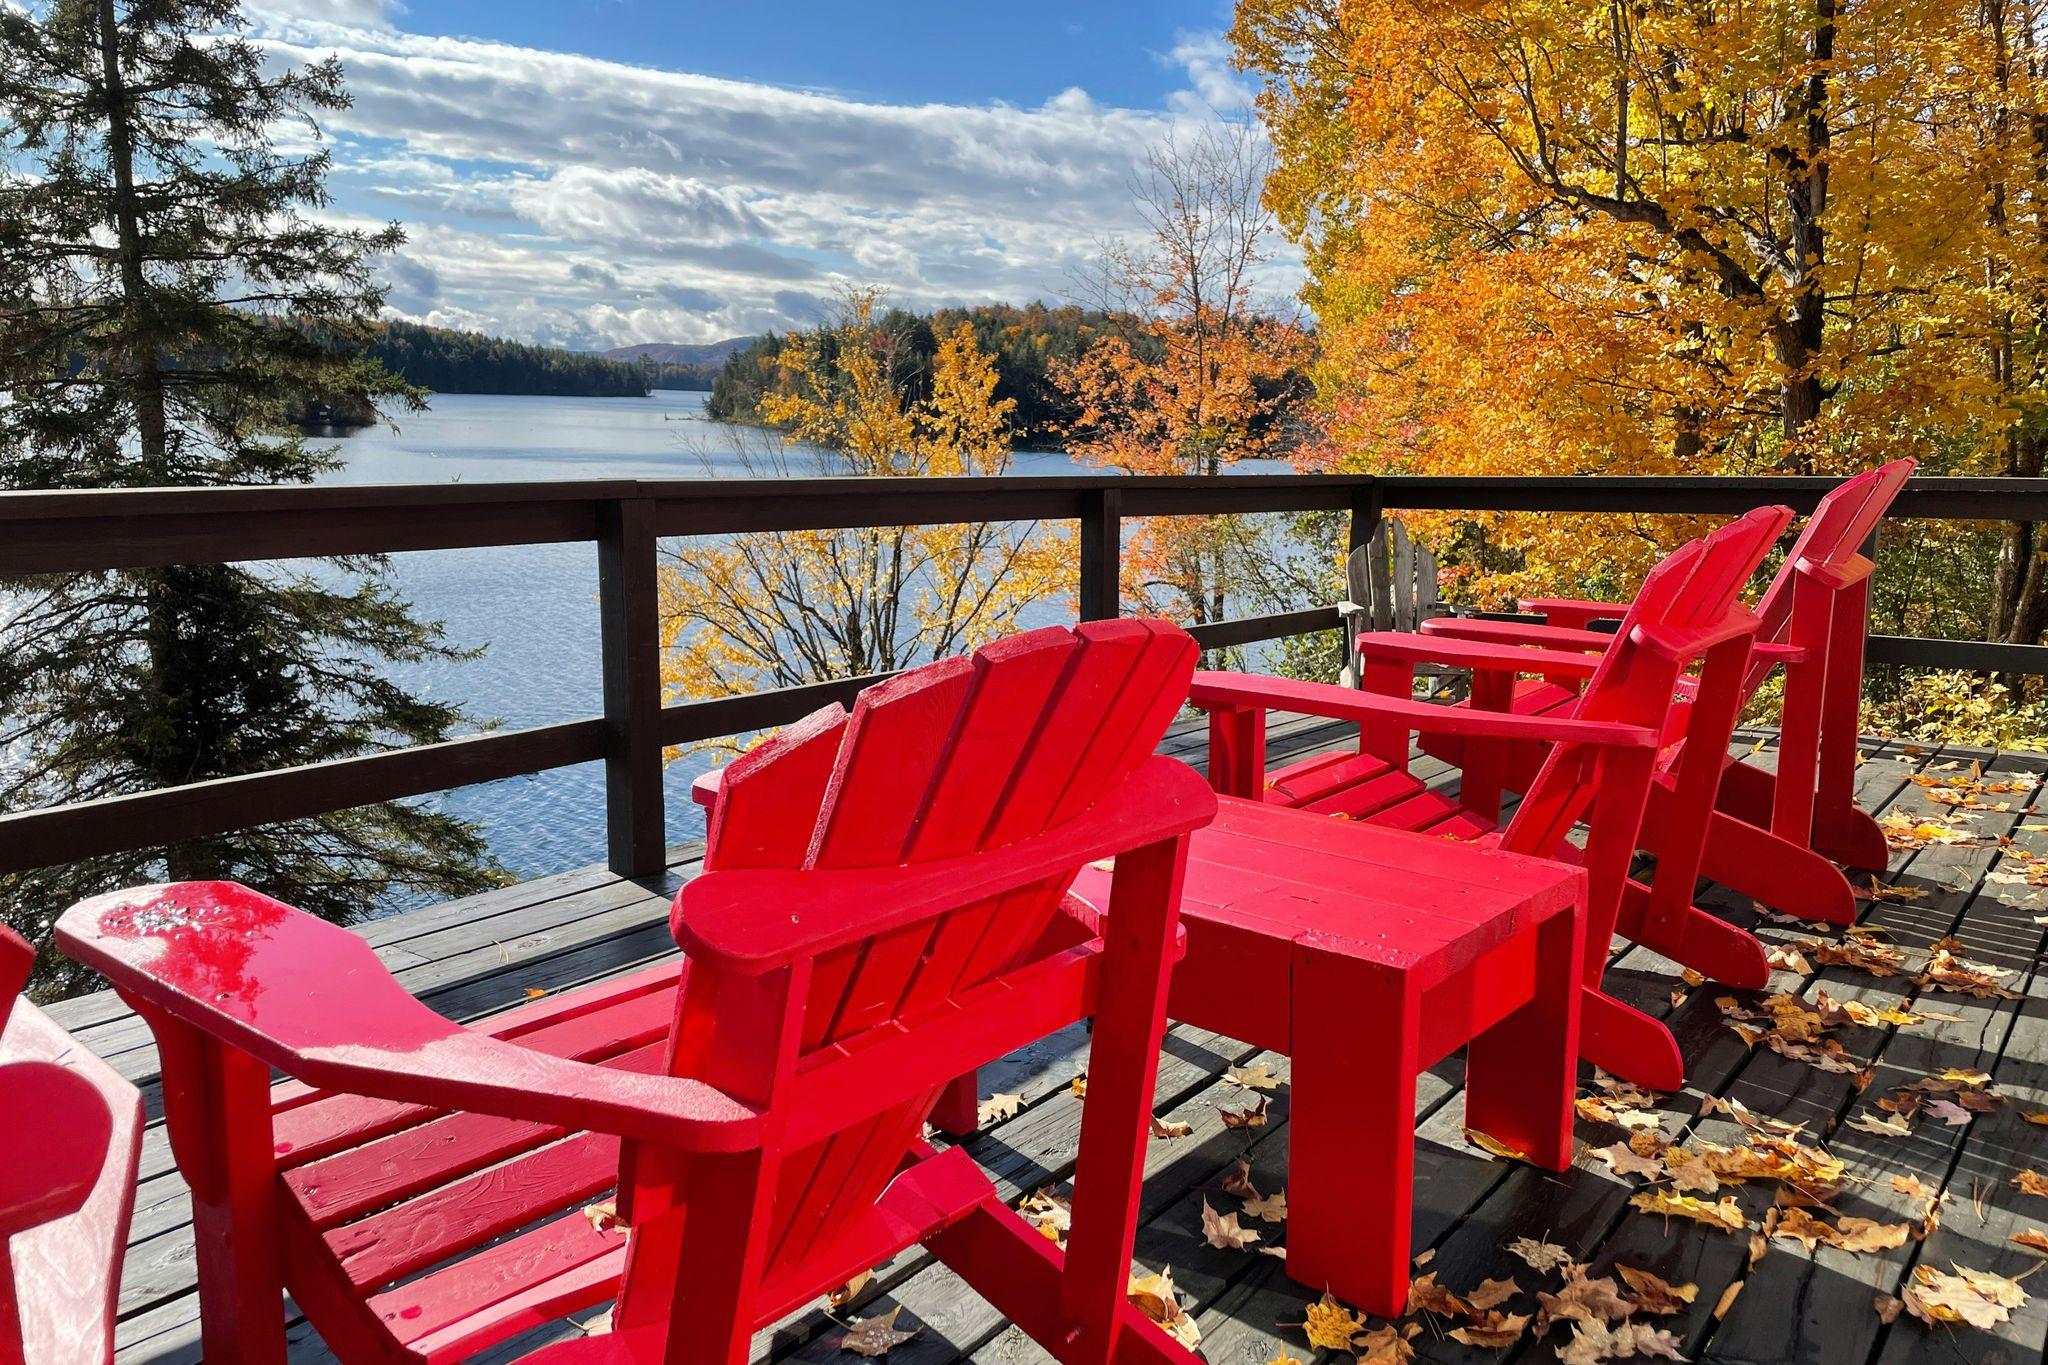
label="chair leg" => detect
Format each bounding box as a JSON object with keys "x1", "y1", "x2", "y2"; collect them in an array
[
  {"x1": 1288, "y1": 950, "x2": 1417, "y2": 1318},
  {"x1": 146, "y1": 1009, "x2": 288, "y2": 1365},
  {"x1": 1714, "y1": 758, "x2": 1777, "y2": 827},
  {"x1": 1579, "y1": 988, "x2": 1683, "y2": 1092},
  {"x1": 1466, "y1": 911, "x2": 1579, "y2": 1172},
  {"x1": 1615, "y1": 878, "x2": 1769, "y2": 989},
  {"x1": 1695, "y1": 809, "x2": 1858, "y2": 925},
  {"x1": 1057, "y1": 837, "x2": 1188, "y2": 1365},
  {"x1": 931, "y1": 1070, "x2": 981, "y2": 1136}
]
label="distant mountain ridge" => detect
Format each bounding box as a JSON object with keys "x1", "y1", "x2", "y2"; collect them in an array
[{"x1": 599, "y1": 338, "x2": 758, "y2": 367}]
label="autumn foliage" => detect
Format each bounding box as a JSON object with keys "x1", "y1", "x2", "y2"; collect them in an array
[
  {"x1": 1056, "y1": 123, "x2": 1318, "y2": 624},
  {"x1": 1232, "y1": 0, "x2": 2048, "y2": 630},
  {"x1": 658, "y1": 291, "x2": 1071, "y2": 751}
]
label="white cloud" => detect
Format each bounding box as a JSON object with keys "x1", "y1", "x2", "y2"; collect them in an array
[
  {"x1": 1163, "y1": 31, "x2": 1255, "y2": 115},
  {"x1": 254, "y1": 15, "x2": 1298, "y2": 346}
]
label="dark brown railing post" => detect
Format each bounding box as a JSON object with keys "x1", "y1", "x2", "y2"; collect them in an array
[
  {"x1": 1348, "y1": 485, "x2": 1383, "y2": 556},
  {"x1": 1079, "y1": 487, "x2": 1123, "y2": 621},
  {"x1": 597, "y1": 497, "x2": 665, "y2": 878}
]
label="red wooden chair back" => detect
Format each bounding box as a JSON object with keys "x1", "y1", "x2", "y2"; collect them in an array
[
  {"x1": 0, "y1": 927, "x2": 144, "y2": 1365},
  {"x1": 1501, "y1": 505, "x2": 1791, "y2": 861},
  {"x1": 1745, "y1": 459, "x2": 1915, "y2": 695},
  {"x1": 612, "y1": 620, "x2": 1200, "y2": 1329}
]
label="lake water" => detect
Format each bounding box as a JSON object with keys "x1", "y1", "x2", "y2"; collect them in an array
[{"x1": 316, "y1": 390, "x2": 1090, "y2": 901}]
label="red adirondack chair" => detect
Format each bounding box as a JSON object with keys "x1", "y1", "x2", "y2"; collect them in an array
[
  {"x1": 58, "y1": 620, "x2": 1217, "y2": 1365},
  {"x1": 1194, "y1": 507, "x2": 1791, "y2": 1089},
  {"x1": 1420, "y1": 460, "x2": 1915, "y2": 924},
  {"x1": 0, "y1": 926, "x2": 143, "y2": 1365}
]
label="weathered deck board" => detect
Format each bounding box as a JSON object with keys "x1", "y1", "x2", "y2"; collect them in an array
[{"x1": 61, "y1": 713, "x2": 2048, "y2": 1365}]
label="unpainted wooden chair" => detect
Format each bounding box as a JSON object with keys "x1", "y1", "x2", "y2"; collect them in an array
[
  {"x1": 1337, "y1": 517, "x2": 1464, "y2": 694},
  {"x1": 0, "y1": 926, "x2": 143, "y2": 1365},
  {"x1": 59, "y1": 620, "x2": 1217, "y2": 1365},
  {"x1": 1196, "y1": 506, "x2": 1791, "y2": 1089}
]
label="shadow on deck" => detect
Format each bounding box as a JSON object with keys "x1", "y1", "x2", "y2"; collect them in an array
[{"x1": 48, "y1": 715, "x2": 2048, "y2": 1365}]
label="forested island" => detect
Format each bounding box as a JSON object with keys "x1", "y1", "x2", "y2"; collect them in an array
[
  {"x1": 366, "y1": 320, "x2": 656, "y2": 398},
  {"x1": 706, "y1": 302, "x2": 1118, "y2": 446}
]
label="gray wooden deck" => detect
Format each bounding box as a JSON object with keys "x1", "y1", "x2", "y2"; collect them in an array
[{"x1": 47, "y1": 715, "x2": 2048, "y2": 1365}]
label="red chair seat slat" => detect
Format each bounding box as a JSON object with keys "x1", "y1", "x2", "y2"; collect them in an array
[{"x1": 272, "y1": 967, "x2": 681, "y2": 1168}]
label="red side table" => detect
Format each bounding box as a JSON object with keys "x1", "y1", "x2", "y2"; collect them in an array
[{"x1": 1074, "y1": 795, "x2": 1585, "y2": 1316}]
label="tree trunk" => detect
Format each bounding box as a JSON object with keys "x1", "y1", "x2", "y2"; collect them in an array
[
  {"x1": 1773, "y1": 0, "x2": 1835, "y2": 465},
  {"x1": 96, "y1": 0, "x2": 169, "y2": 478}
]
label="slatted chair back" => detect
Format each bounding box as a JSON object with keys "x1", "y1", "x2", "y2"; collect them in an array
[
  {"x1": 1348, "y1": 518, "x2": 1448, "y2": 634},
  {"x1": 613, "y1": 620, "x2": 1199, "y2": 1328},
  {"x1": 1340, "y1": 519, "x2": 1459, "y2": 690},
  {"x1": 0, "y1": 927, "x2": 143, "y2": 1365},
  {"x1": 1744, "y1": 459, "x2": 1914, "y2": 695},
  {"x1": 1501, "y1": 506, "x2": 1791, "y2": 867}
]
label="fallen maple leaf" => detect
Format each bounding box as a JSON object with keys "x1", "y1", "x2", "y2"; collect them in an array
[
  {"x1": 1291, "y1": 1290, "x2": 1368, "y2": 1351},
  {"x1": 1449, "y1": 1311, "x2": 1531, "y2": 1349},
  {"x1": 1897, "y1": 1263, "x2": 2028, "y2": 1329},
  {"x1": 1219, "y1": 1160, "x2": 1259, "y2": 1199},
  {"x1": 839, "y1": 1306, "x2": 919, "y2": 1357},
  {"x1": 1592, "y1": 1142, "x2": 1667, "y2": 1179},
  {"x1": 1466, "y1": 1127, "x2": 1530, "y2": 1161},
  {"x1": 1126, "y1": 1268, "x2": 1200, "y2": 1349},
  {"x1": 1220, "y1": 1096, "x2": 1269, "y2": 1129},
  {"x1": 1538, "y1": 1267, "x2": 1635, "y2": 1326},
  {"x1": 1356, "y1": 1322, "x2": 1420, "y2": 1365},
  {"x1": 1616, "y1": 1266, "x2": 1697, "y2": 1315},
  {"x1": 1509, "y1": 1236, "x2": 1575, "y2": 1273},
  {"x1": 583, "y1": 1199, "x2": 621, "y2": 1234},
  {"x1": 2011, "y1": 1228, "x2": 2048, "y2": 1254},
  {"x1": 1467, "y1": 1276, "x2": 1522, "y2": 1311},
  {"x1": 2015, "y1": 1169, "x2": 2048, "y2": 1198},
  {"x1": 829, "y1": 1271, "x2": 873, "y2": 1309},
  {"x1": 978, "y1": 1092, "x2": 1023, "y2": 1125},
  {"x1": 1406, "y1": 1271, "x2": 1473, "y2": 1318},
  {"x1": 1630, "y1": 1190, "x2": 1747, "y2": 1233},
  {"x1": 1243, "y1": 1189, "x2": 1289, "y2": 1223},
  {"x1": 1200, "y1": 1198, "x2": 1261, "y2": 1251},
  {"x1": 1018, "y1": 1189, "x2": 1072, "y2": 1245},
  {"x1": 1224, "y1": 1061, "x2": 1281, "y2": 1091},
  {"x1": 1151, "y1": 1116, "x2": 1193, "y2": 1139},
  {"x1": 1848, "y1": 1110, "x2": 1914, "y2": 1137},
  {"x1": 1558, "y1": 1320, "x2": 1687, "y2": 1365}
]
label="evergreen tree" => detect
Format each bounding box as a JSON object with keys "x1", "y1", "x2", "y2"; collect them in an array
[{"x1": 0, "y1": 0, "x2": 504, "y2": 994}]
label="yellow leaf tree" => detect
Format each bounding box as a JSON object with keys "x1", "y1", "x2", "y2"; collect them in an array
[
  {"x1": 1232, "y1": 0, "x2": 2048, "y2": 631},
  {"x1": 659, "y1": 290, "x2": 1072, "y2": 754}
]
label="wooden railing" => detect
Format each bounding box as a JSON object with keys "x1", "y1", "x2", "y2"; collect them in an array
[{"x1": 4, "y1": 472, "x2": 2047, "y2": 880}]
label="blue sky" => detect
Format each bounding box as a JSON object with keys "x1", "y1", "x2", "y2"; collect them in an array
[
  {"x1": 244, "y1": 0, "x2": 1292, "y2": 351},
  {"x1": 386, "y1": 2, "x2": 1220, "y2": 111}
]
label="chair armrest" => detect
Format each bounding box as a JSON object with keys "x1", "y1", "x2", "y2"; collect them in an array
[
  {"x1": 1418, "y1": 618, "x2": 1617, "y2": 652},
  {"x1": 675, "y1": 756, "x2": 1216, "y2": 974},
  {"x1": 1795, "y1": 552, "x2": 1875, "y2": 589},
  {"x1": 1752, "y1": 641, "x2": 1806, "y2": 664},
  {"x1": 56, "y1": 884, "x2": 765, "y2": 1153},
  {"x1": 1353, "y1": 630, "x2": 1603, "y2": 680},
  {"x1": 1187, "y1": 672, "x2": 1658, "y2": 750},
  {"x1": 1520, "y1": 596, "x2": 1629, "y2": 621}
]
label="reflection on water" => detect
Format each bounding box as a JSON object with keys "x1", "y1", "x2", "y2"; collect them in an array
[{"x1": 318, "y1": 391, "x2": 1085, "y2": 907}]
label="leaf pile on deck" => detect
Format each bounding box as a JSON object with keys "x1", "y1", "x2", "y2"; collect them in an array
[{"x1": 1126, "y1": 1267, "x2": 1200, "y2": 1348}]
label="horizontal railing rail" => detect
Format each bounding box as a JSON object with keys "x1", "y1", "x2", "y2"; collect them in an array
[{"x1": 4, "y1": 472, "x2": 2046, "y2": 880}]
